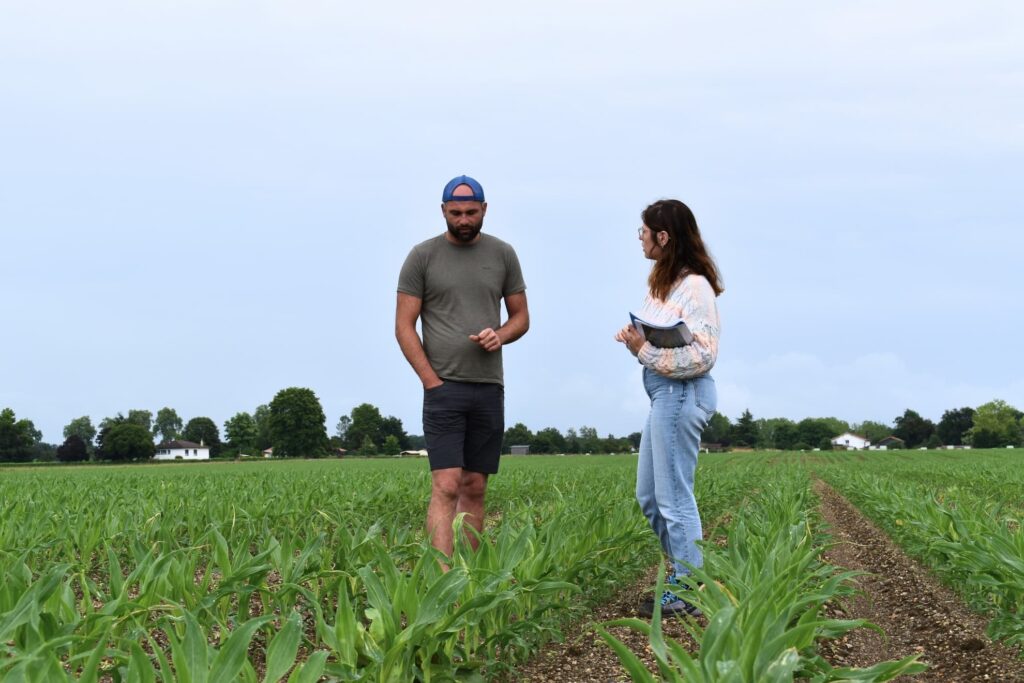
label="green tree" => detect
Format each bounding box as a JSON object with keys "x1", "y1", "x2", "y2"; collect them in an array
[
  {"x1": 381, "y1": 416, "x2": 410, "y2": 450},
  {"x1": 893, "y1": 409, "x2": 935, "y2": 448},
  {"x1": 774, "y1": 420, "x2": 801, "y2": 450},
  {"x1": 0, "y1": 408, "x2": 40, "y2": 462},
  {"x1": 254, "y1": 404, "x2": 272, "y2": 450},
  {"x1": 577, "y1": 426, "x2": 602, "y2": 454},
  {"x1": 57, "y1": 434, "x2": 89, "y2": 462},
  {"x1": 269, "y1": 387, "x2": 329, "y2": 458},
  {"x1": 63, "y1": 416, "x2": 97, "y2": 455},
  {"x1": 531, "y1": 427, "x2": 566, "y2": 454},
  {"x1": 183, "y1": 417, "x2": 223, "y2": 456},
  {"x1": 127, "y1": 409, "x2": 153, "y2": 432},
  {"x1": 967, "y1": 399, "x2": 1021, "y2": 447},
  {"x1": 731, "y1": 409, "x2": 758, "y2": 447},
  {"x1": 797, "y1": 418, "x2": 842, "y2": 449},
  {"x1": 224, "y1": 412, "x2": 257, "y2": 453},
  {"x1": 936, "y1": 407, "x2": 975, "y2": 447},
  {"x1": 382, "y1": 435, "x2": 401, "y2": 456},
  {"x1": 360, "y1": 434, "x2": 378, "y2": 455},
  {"x1": 627, "y1": 431, "x2": 642, "y2": 451},
  {"x1": 96, "y1": 414, "x2": 126, "y2": 456},
  {"x1": 503, "y1": 423, "x2": 533, "y2": 452},
  {"x1": 336, "y1": 415, "x2": 351, "y2": 442},
  {"x1": 925, "y1": 433, "x2": 944, "y2": 449},
  {"x1": 153, "y1": 407, "x2": 183, "y2": 443},
  {"x1": 100, "y1": 423, "x2": 155, "y2": 461},
  {"x1": 345, "y1": 403, "x2": 384, "y2": 451},
  {"x1": 703, "y1": 413, "x2": 732, "y2": 447}
]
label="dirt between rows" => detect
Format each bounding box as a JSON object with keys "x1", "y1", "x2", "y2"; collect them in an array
[{"x1": 504, "y1": 481, "x2": 1024, "y2": 682}]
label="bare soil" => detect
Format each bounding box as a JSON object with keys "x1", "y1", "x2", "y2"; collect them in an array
[{"x1": 504, "y1": 482, "x2": 1024, "y2": 682}]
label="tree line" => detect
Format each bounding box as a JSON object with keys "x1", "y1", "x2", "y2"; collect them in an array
[
  {"x1": 2, "y1": 395, "x2": 1021, "y2": 463},
  {"x1": 702, "y1": 400, "x2": 1023, "y2": 451},
  {"x1": 0, "y1": 388, "x2": 416, "y2": 463}
]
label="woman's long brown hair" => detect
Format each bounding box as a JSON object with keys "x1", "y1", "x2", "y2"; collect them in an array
[{"x1": 643, "y1": 199, "x2": 724, "y2": 301}]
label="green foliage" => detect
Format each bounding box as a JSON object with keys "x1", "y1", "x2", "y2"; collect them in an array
[
  {"x1": 100, "y1": 423, "x2": 156, "y2": 461},
  {"x1": 56, "y1": 434, "x2": 89, "y2": 462},
  {"x1": 703, "y1": 412, "x2": 732, "y2": 447},
  {"x1": 62, "y1": 415, "x2": 97, "y2": 453},
  {"x1": 936, "y1": 407, "x2": 974, "y2": 446},
  {"x1": 503, "y1": 423, "x2": 533, "y2": 452},
  {"x1": 152, "y1": 407, "x2": 183, "y2": 442},
  {"x1": 254, "y1": 404, "x2": 273, "y2": 450},
  {"x1": 893, "y1": 409, "x2": 935, "y2": 448},
  {"x1": 359, "y1": 434, "x2": 378, "y2": 455},
  {"x1": 0, "y1": 408, "x2": 40, "y2": 463},
  {"x1": 126, "y1": 409, "x2": 153, "y2": 432},
  {"x1": 731, "y1": 409, "x2": 758, "y2": 447},
  {"x1": 382, "y1": 435, "x2": 401, "y2": 456},
  {"x1": 183, "y1": 416, "x2": 223, "y2": 456},
  {"x1": 967, "y1": 399, "x2": 1021, "y2": 447},
  {"x1": 797, "y1": 417, "x2": 848, "y2": 449},
  {"x1": 223, "y1": 411, "x2": 257, "y2": 453},
  {"x1": 818, "y1": 451, "x2": 1024, "y2": 646},
  {"x1": 269, "y1": 388, "x2": 329, "y2": 458},
  {"x1": 599, "y1": 469, "x2": 925, "y2": 681}
]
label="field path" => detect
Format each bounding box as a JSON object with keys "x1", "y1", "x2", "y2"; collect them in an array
[
  {"x1": 506, "y1": 481, "x2": 1024, "y2": 682},
  {"x1": 814, "y1": 479, "x2": 1024, "y2": 682}
]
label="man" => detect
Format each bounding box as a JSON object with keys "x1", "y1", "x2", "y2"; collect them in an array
[{"x1": 396, "y1": 175, "x2": 529, "y2": 558}]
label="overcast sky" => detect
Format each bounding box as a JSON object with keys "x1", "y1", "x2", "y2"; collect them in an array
[{"x1": 2, "y1": 1, "x2": 1022, "y2": 444}]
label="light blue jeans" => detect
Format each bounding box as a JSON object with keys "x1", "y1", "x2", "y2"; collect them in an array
[{"x1": 636, "y1": 368, "x2": 716, "y2": 578}]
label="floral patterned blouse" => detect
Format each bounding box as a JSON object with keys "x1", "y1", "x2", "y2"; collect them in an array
[{"x1": 635, "y1": 273, "x2": 720, "y2": 379}]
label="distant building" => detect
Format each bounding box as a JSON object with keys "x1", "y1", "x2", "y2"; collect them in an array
[
  {"x1": 509, "y1": 445, "x2": 530, "y2": 455},
  {"x1": 154, "y1": 440, "x2": 210, "y2": 461},
  {"x1": 830, "y1": 433, "x2": 870, "y2": 450},
  {"x1": 400, "y1": 449, "x2": 428, "y2": 456}
]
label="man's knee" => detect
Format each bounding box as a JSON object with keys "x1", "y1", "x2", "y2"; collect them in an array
[
  {"x1": 431, "y1": 469, "x2": 463, "y2": 501},
  {"x1": 459, "y1": 471, "x2": 488, "y2": 500}
]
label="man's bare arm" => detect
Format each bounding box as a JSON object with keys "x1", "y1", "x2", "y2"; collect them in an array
[
  {"x1": 396, "y1": 292, "x2": 443, "y2": 389},
  {"x1": 498, "y1": 291, "x2": 529, "y2": 345},
  {"x1": 470, "y1": 291, "x2": 530, "y2": 351}
]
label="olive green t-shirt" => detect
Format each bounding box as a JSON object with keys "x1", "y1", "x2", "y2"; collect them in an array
[{"x1": 397, "y1": 233, "x2": 526, "y2": 385}]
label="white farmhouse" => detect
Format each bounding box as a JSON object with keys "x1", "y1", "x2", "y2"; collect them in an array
[
  {"x1": 154, "y1": 439, "x2": 210, "y2": 461},
  {"x1": 830, "y1": 432, "x2": 871, "y2": 450}
]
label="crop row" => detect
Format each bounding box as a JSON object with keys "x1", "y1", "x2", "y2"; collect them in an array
[
  {"x1": 0, "y1": 456, "x2": 759, "y2": 681},
  {"x1": 819, "y1": 467, "x2": 1024, "y2": 646},
  {"x1": 600, "y1": 466, "x2": 924, "y2": 682}
]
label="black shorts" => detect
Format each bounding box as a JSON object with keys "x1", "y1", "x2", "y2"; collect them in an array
[{"x1": 423, "y1": 380, "x2": 504, "y2": 474}]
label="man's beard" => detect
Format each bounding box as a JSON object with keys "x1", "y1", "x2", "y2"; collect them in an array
[{"x1": 446, "y1": 221, "x2": 482, "y2": 243}]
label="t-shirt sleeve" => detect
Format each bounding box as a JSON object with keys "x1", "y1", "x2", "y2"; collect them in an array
[
  {"x1": 397, "y1": 247, "x2": 425, "y2": 299},
  {"x1": 502, "y1": 245, "x2": 527, "y2": 296}
]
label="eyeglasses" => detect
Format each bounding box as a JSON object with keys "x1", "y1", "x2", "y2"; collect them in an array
[{"x1": 638, "y1": 226, "x2": 666, "y2": 237}]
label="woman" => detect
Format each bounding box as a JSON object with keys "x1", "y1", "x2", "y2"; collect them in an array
[{"x1": 615, "y1": 199, "x2": 723, "y2": 618}]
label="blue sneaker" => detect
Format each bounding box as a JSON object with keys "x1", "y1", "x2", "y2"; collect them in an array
[{"x1": 638, "y1": 576, "x2": 702, "y2": 618}]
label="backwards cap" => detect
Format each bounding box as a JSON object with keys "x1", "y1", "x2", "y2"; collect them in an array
[{"x1": 442, "y1": 175, "x2": 485, "y2": 203}]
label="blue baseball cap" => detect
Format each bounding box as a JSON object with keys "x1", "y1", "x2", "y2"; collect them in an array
[{"x1": 442, "y1": 175, "x2": 485, "y2": 203}]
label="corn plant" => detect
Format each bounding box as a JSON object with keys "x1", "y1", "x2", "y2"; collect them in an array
[{"x1": 598, "y1": 471, "x2": 925, "y2": 682}]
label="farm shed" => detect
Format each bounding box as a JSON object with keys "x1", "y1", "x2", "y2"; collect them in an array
[{"x1": 509, "y1": 445, "x2": 530, "y2": 455}]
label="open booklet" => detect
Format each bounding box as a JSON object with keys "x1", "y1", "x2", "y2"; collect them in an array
[{"x1": 630, "y1": 312, "x2": 694, "y2": 348}]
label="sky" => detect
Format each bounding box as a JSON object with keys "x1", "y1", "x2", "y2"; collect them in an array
[{"x1": 2, "y1": 1, "x2": 1023, "y2": 444}]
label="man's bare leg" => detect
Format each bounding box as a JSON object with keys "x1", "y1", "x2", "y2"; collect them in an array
[
  {"x1": 427, "y1": 468, "x2": 463, "y2": 557},
  {"x1": 455, "y1": 471, "x2": 488, "y2": 550}
]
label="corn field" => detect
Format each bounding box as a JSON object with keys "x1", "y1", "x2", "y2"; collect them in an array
[{"x1": 1, "y1": 450, "x2": 1021, "y2": 681}]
